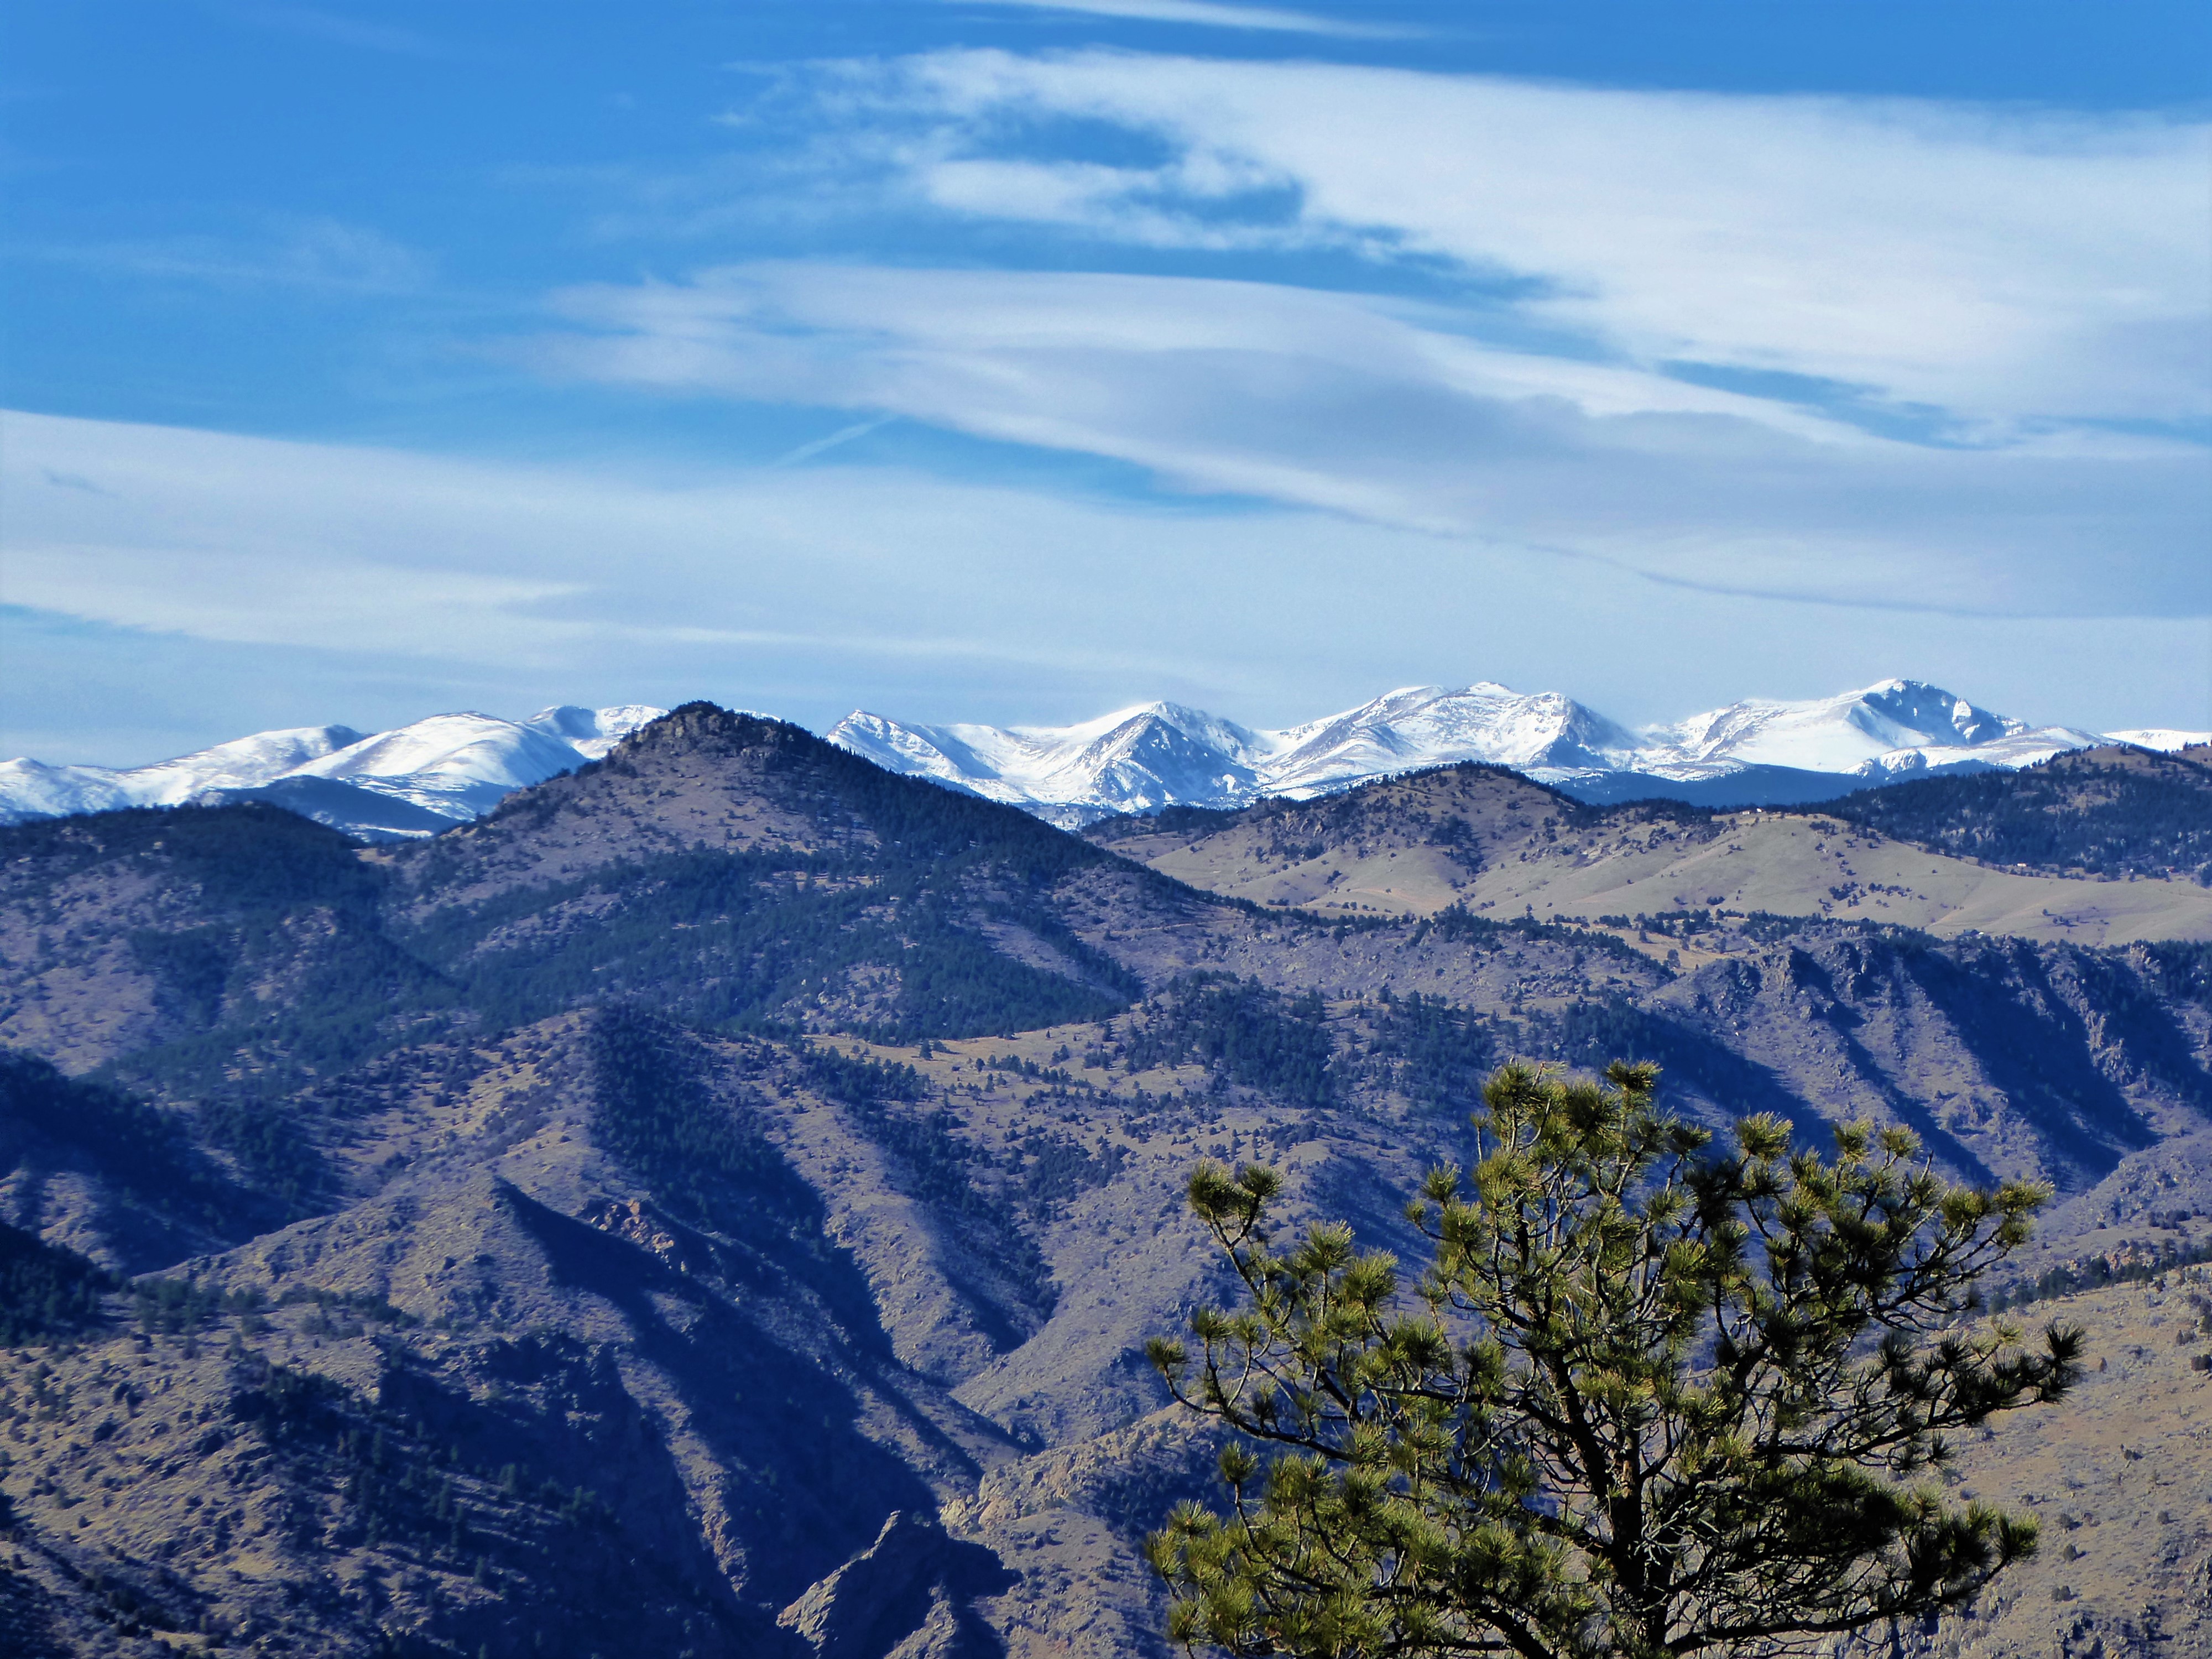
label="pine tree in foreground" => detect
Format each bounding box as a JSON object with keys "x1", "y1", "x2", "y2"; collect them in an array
[{"x1": 1147, "y1": 1060, "x2": 2081, "y2": 1658}]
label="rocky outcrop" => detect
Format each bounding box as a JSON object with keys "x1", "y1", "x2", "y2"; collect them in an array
[{"x1": 779, "y1": 1511, "x2": 1013, "y2": 1659}]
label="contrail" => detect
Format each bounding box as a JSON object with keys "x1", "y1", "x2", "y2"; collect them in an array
[{"x1": 769, "y1": 416, "x2": 896, "y2": 468}]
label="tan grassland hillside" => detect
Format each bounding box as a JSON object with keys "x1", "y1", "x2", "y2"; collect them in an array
[
  {"x1": 1839, "y1": 1270, "x2": 2212, "y2": 1659},
  {"x1": 1091, "y1": 767, "x2": 2212, "y2": 946}
]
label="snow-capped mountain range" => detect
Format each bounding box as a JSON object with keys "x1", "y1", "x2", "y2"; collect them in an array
[
  {"x1": 0, "y1": 706, "x2": 664, "y2": 839},
  {"x1": 828, "y1": 679, "x2": 2201, "y2": 825},
  {"x1": 2, "y1": 682, "x2": 2203, "y2": 840}
]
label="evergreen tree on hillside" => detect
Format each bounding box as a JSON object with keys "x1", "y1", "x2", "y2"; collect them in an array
[
  {"x1": 0, "y1": 1223, "x2": 115, "y2": 1344},
  {"x1": 1147, "y1": 1061, "x2": 2079, "y2": 1658}
]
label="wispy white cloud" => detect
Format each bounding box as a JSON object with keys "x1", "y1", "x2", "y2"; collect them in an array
[
  {"x1": 16, "y1": 217, "x2": 430, "y2": 294},
  {"x1": 541, "y1": 263, "x2": 1872, "y2": 443},
  {"x1": 848, "y1": 51, "x2": 2211, "y2": 428},
  {"x1": 6, "y1": 409, "x2": 2204, "y2": 752},
  {"x1": 0, "y1": 406, "x2": 1233, "y2": 672},
  {"x1": 939, "y1": 0, "x2": 1421, "y2": 40},
  {"x1": 530, "y1": 51, "x2": 2206, "y2": 625},
  {"x1": 527, "y1": 261, "x2": 2205, "y2": 618}
]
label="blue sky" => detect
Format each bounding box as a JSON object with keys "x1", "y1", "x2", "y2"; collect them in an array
[{"x1": 4, "y1": 0, "x2": 2208, "y2": 763}]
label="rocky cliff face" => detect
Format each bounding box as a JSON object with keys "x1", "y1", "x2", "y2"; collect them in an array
[{"x1": 2, "y1": 707, "x2": 2209, "y2": 1658}]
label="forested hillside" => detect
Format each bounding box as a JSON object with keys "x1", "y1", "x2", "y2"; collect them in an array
[
  {"x1": 1822, "y1": 741, "x2": 2212, "y2": 880},
  {"x1": 3, "y1": 706, "x2": 2211, "y2": 1657}
]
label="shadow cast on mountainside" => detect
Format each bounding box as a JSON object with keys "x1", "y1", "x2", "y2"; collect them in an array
[
  {"x1": 2060, "y1": 949, "x2": 2212, "y2": 1119},
  {"x1": 0, "y1": 1050, "x2": 257, "y2": 1273},
  {"x1": 1307, "y1": 1148, "x2": 1431, "y2": 1264},
  {"x1": 371, "y1": 1330, "x2": 780, "y2": 1656},
  {"x1": 505, "y1": 1186, "x2": 983, "y2": 1609},
  {"x1": 1766, "y1": 950, "x2": 1999, "y2": 1185},
  {"x1": 1547, "y1": 996, "x2": 1827, "y2": 1129},
  {"x1": 1902, "y1": 943, "x2": 2158, "y2": 1186}
]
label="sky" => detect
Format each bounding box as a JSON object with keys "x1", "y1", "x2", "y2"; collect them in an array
[{"x1": 3, "y1": 0, "x2": 2208, "y2": 765}]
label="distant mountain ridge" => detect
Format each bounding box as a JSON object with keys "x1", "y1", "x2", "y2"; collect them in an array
[
  {"x1": 4, "y1": 680, "x2": 2204, "y2": 839},
  {"x1": 830, "y1": 679, "x2": 2198, "y2": 825},
  {"x1": 0, "y1": 705, "x2": 665, "y2": 839},
  {"x1": 828, "y1": 684, "x2": 1641, "y2": 825}
]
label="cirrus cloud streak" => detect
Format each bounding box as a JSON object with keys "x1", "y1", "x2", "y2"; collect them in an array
[
  {"x1": 857, "y1": 49, "x2": 2211, "y2": 427},
  {"x1": 6, "y1": 406, "x2": 2204, "y2": 763},
  {"x1": 530, "y1": 261, "x2": 2208, "y2": 618}
]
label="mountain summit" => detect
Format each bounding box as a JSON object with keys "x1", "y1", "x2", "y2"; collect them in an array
[{"x1": 1637, "y1": 679, "x2": 2091, "y2": 779}]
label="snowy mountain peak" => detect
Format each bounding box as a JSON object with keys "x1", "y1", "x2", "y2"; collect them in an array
[
  {"x1": 1060, "y1": 710, "x2": 1262, "y2": 806},
  {"x1": 827, "y1": 682, "x2": 1645, "y2": 825},
  {"x1": 127, "y1": 725, "x2": 371, "y2": 805},
  {"x1": 1642, "y1": 679, "x2": 2086, "y2": 780},
  {"x1": 521, "y1": 705, "x2": 666, "y2": 760},
  {"x1": 0, "y1": 724, "x2": 368, "y2": 827},
  {"x1": 287, "y1": 713, "x2": 594, "y2": 820},
  {"x1": 0, "y1": 706, "x2": 666, "y2": 837},
  {"x1": 1859, "y1": 679, "x2": 2017, "y2": 744},
  {"x1": 825, "y1": 703, "x2": 1263, "y2": 825}
]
